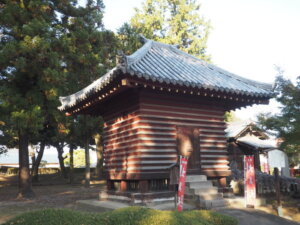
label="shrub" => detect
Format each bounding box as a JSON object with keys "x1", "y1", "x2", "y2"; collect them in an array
[
  {"x1": 2, "y1": 208, "x2": 101, "y2": 225},
  {"x1": 3, "y1": 207, "x2": 238, "y2": 225}
]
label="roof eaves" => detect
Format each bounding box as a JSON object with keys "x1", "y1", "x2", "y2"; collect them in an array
[{"x1": 58, "y1": 67, "x2": 121, "y2": 111}]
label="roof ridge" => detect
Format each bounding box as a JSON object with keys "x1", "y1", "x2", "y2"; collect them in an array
[
  {"x1": 126, "y1": 40, "x2": 153, "y2": 67},
  {"x1": 126, "y1": 39, "x2": 185, "y2": 68}
]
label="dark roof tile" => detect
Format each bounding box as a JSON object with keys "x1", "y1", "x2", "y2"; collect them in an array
[{"x1": 59, "y1": 39, "x2": 273, "y2": 111}]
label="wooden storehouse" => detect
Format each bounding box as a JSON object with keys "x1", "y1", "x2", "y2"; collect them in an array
[
  {"x1": 59, "y1": 37, "x2": 273, "y2": 202},
  {"x1": 225, "y1": 121, "x2": 276, "y2": 170},
  {"x1": 225, "y1": 121, "x2": 291, "y2": 176}
]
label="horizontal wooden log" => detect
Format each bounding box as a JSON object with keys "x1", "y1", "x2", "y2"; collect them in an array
[
  {"x1": 102, "y1": 89, "x2": 231, "y2": 182},
  {"x1": 104, "y1": 126, "x2": 175, "y2": 138},
  {"x1": 105, "y1": 165, "x2": 173, "y2": 171},
  {"x1": 139, "y1": 93, "x2": 226, "y2": 114},
  {"x1": 106, "y1": 172, "x2": 170, "y2": 180},
  {"x1": 139, "y1": 109, "x2": 223, "y2": 122},
  {"x1": 104, "y1": 136, "x2": 176, "y2": 146},
  {"x1": 104, "y1": 132, "x2": 176, "y2": 143},
  {"x1": 106, "y1": 160, "x2": 176, "y2": 166},
  {"x1": 105, "y1": 155, "x2": 177, "y2": 163},
  {"x1": 140, "y1": 103, "x2": 224, "y2": 118}
]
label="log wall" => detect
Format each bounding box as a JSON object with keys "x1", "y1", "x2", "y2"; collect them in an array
[{"x1": 102, "y1": 89, "x2": 230, "y2": 182}]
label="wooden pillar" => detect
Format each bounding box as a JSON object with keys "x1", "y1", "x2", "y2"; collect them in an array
[
  {"x1": 219, "y1": 177, "x2": 227, "y2": 188},
  {"x1": 121, "y1": 180, "x2": 128, "y2": 192},
  {"x1": 274, "y1": 168, "x2": 283, "y2": 216},
  {"x1": 139, "y1": 180, "x2": 149, "y2": 193},
  {"x1": 254, "y1": 151, "x2": 261, "y2": 171},
  {"x1": 107, "y1": 180, "x2": 114, "y2": 191}
]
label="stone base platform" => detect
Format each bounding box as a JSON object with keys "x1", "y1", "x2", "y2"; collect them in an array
[
  {"x1": 76, "y1": 199, "x2": 196, "y2": 211},
  {"x1": 99, "y1": 190, "x2": 175, "y2": 205}
]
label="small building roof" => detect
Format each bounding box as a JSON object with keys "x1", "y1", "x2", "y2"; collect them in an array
[
  {"x1": 225, "y1": 120, "x2": 253, "y2": 138},
  {"x1": 237, "y1": 135, "x2": 277, "y2": 150},
  {"x1": 225, "y1": 120, "x2": 270, "y2": 139},
  {"x1": 59, "y1": 37, "x2": 273, "y2": 111}
]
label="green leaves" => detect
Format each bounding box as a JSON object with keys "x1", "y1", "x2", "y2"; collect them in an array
[
  {"x1": 126, "y1": 0, "x2": 211, "y2": 60},
  {"x1": 0, "y1": 0, "x2": 113, "y2": 147},
  {"x1": 11, "y1": 106, "x2": 43, "y2": 131},
  {"x1": 64, "y1": 149, "x2": 93, "y2": 167},
  {"x1": 258, "y1": 74, "x2": 300, "y2": 165}
]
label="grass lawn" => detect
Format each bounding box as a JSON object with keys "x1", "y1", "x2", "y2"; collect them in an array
[{"x1": 2, "y1": 207, "x2": 238, "y2": 225}]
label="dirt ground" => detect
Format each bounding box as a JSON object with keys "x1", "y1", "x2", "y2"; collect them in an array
[
  {"x1": 216, "y1": 208, "x2": 300, "y2": 225},
  {"x1": 0, "y1": 173, "x2": 106, "y2": 224},
  {"x1": 0, "y1": 173, "x2": 299, "y2": 224},
  {"x1": 256, "y1": 197, "x2": 300, "y2": 222}
]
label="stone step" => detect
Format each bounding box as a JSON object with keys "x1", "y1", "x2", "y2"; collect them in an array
[
  {"x1": 187, "y1": 181, "x2": 213, "y2": 189},
  {"x1": 152, "y1": 202, "x2": 196, "y2": 211},
  {"x1": 184, "y1": 193, "x2": 199, "y2": 203},
  {"x1": 184, "y1": 175, "x2": 226, "y2": 209},
  {"x1": 185, "y1": 186, "x2": 219, "y2": 196},
  {"x1": 193, "y1": 187, "x2": 219, "y2": 195},
  {"x1": 186, "y1": 175, "x2": 207, "y2": 182},
  {"x1": 197, "y1": 193, "x2": 223, "y2": 201},
  {"x1": 198, "y1": 198, "x2": 227, "y2": 209},
  {"x1": 185, "y1": 192, "x2": 223, "y2": 201}
]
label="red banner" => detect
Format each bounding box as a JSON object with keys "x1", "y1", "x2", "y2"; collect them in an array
[
  {"x1": 244, "y1": 155, "x2": 256, "y2": 208},
  {"x1": 177, "y1": 156, "x2": 188, "y2": 212}
]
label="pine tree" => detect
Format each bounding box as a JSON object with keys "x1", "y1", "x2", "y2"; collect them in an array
[
  {"x1": 60, "y1": 0, "x2": 118, "y2": 94},
  {"x1": 0, "y1": 0, "x2": 116, "y2": 197},
  {"x1": 117, "y1": 23, "x2": 142, "y2": 55},
  {"x1": 0, "y1": 0, "x2": 67, "y2": 198},
  {"x1": 59, "y1": 0, "x2": 118, "y2": 185},
  {"x1": 122, "y1": 0, "x2": 211, "y2": 60}
]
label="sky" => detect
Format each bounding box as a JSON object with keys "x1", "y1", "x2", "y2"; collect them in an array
[
  {"x1": 102, "y1": 0, "x2": 300, "y2": 121},
  {"x1": 0, "y1": 147, "x2": 97, "y2": 165}
]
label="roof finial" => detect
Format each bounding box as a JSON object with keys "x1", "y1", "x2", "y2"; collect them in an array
[
  {"x1": 116, "y1": 50, "x2": 127, "y2": 68},
  {"x1": 139, "y1": 34, "x2": 149, "y2": 44}
]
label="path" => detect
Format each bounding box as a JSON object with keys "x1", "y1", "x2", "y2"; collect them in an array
[{"x1": 216, "y1": 208, "x2": 300, "y2": 225}]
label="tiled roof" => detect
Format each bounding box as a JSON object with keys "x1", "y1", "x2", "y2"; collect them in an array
[
  {"x1": 125, "y1": 39, "x2": 273, "y2": 96},
  {"x1": 225, "y1": 121, "x2": 252, "y2": 138},
  {"x1": 237, "y1": 135, "x2": 277, "y2": 149},
  {"x1": 59, "y1": 68, "x2": 119, "y2": 111},
  {"x1": 59, "y1": 38, "x2": 273, "y2": 111}
]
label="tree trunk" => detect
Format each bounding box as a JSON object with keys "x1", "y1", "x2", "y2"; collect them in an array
[
  {"x1": 56, "y1": 143, "x2": 68, "y2": 179},
  {"x1": 31, "y1": 142, "x2": 46, "y2": 182},
  {"x1": 18, "y1": 131, "x2": 35, "y2": 199},
  {"x1": 29, "y1": 145, "x2": 36, "y2": 175},
  {"x1": 94, "y1": 133, "x2": 103, "y2": 178},
  {"x1": 85, "y1": 138, "x2": 90, "y2": 188},
  {"x1": 69, "y1": 144, "x2": 74, "y2": 184}
]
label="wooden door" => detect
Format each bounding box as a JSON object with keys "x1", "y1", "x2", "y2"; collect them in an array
[{"x1": 176, "y1": 126, "x2": 201, "y2": 174}]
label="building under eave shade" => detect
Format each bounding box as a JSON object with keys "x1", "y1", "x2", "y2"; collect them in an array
[{"x1": 59, "y1": 37, "x2": 273, "y2": 203}]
